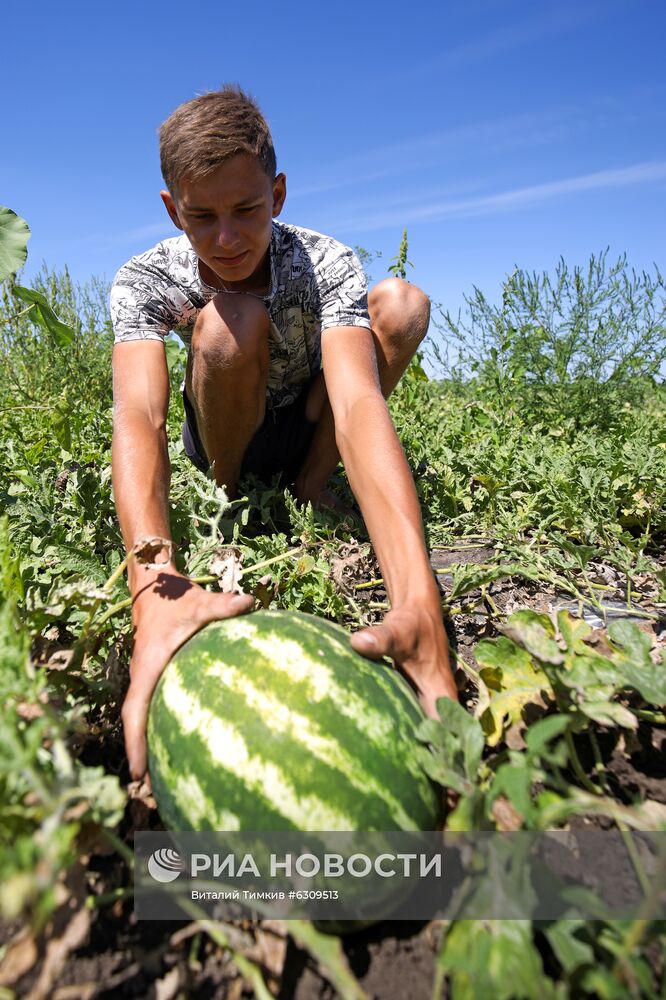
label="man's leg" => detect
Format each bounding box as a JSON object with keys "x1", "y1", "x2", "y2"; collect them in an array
[
  {"x1": 186, "y1": 292, "x2": 270, "y2": 497},
  {"x1": 293, "y1": 278, "x2": 430, "y2": 503}
]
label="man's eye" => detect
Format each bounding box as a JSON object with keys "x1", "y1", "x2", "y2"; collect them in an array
[{"x1": 238, "y1": 205, "x2": 258, "y2": 214}]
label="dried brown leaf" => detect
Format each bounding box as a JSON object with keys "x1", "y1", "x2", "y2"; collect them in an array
[
  {"x1": 504, "y1": 721, "x2": 527, "y2": 751},
  {"x1": 254, "y1": 925, "x2": 288, "y2": 977},
  {"x1": 52, "y1": 984, "x2": 97, "y2": 999},
  {"x1": 330, "y1": 542, "x2": 373, "y2": 591},
  {"x1": 16, "y1": 700, "x2": 45, "y2": 720},
  {"x1": 491, "y1": 795, "x2": 524, "y2": 832},
  {"x1": 154, "y1": 966, "x2": 182, "y2": 1000},
  {"x1": 0, "y1": 928, "x2": 38, "y2": 987},
  {"x1": 210, "y1": 547, "x2": 244, "y2": 594},
  {"x1": 27, "y1": 907, "x2": 91, "y2": 1000},
  {"x1": 127, "y1": 777, "x2": 157, "y2": 810},
  {"x1": 254, "y1": 573, "x2": 275, "y2": 609},
  {"x1": 46, "y1": 648, "x2": 74, "y2": 672},
  {"x1": 132, "y1": 536, "x2": 173, "y2": 567},
  {"x1": 169, "y1": 922, "x2": 201, "y2": 948}
]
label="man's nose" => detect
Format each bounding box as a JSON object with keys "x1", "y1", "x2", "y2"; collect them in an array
[{"x1": 215, "y1": 218, "x2": 241, "y2": 249}]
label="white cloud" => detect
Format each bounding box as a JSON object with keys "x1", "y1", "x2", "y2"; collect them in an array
[
  {"x1": 287, "y1": 107, "x2": 584, "y2": 200},
  {"x1": 333, "y1": 161, "x2": 666, "y2": 233}
]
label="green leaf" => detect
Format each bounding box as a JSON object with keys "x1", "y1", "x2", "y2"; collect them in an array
[
  {"x1": 415, "y1": 717, "x2": 448, "y2": 747},
  {"x1": 13, "y1": 285, "x2": 76, "y2": 346},
  {"x1": 501, "y1": 610, "x2": 564, "y2": 665},
  {"x1": 43, "y1": 543, "x2": 108, "y2": 586},
  {"x1": 75, "y1": 765, "x2": 127, "y2": 826},
  {"x1": 489, "y1": 761, "x2": 532, "y2": 818},
  {"x1": 543, "y1": 920, "x2": 594, "y2": 973},
  {"x1": 561, "y1": 654, "x2": 626, "y2": 704},
  {"x1": 437, "y1": 920, "x2": 549, "y2": 1000},
  {"x1": 524, "y1": 714, "x2": 571, "y2": 755},
  {"x1": 416, "y1": 699, "x2": 484, "y2": 792},
  {"x1": 416, "y1": 748, "x2": 470, "y2": 795},
  {"x1": 447, "y1": 562, "x2": 540, "y2": 601},
  {"x1": 579, "y1": 966, "x2": 639, "y2": 999},
  {"x1": 556, "y1": 609, "x2": 593, "y2": 656},
  {"x1": 0, "y1": 206, "x2": 30, "y2": 281},
  {"x1": 52, "y1": 397, "x2": 72, "y2": 450},
  {"x1": 436, "y1": 697, "x2": 485, "y2": 780},
  {"x1": 165, "y1": 335, "x2": 186, "y2": 372},
  {"x1": 577, "y1": 700, "x2": 638, "y2": 730},
  {"x1": 476, "y1": 636, "x2": 551, "y2": 746},
  {"x1": 608, "y1": 619, "x2": 666, "y2": 705},
  {"x1": 288, "y1": 920, "x2": 368, "y2": 999}
]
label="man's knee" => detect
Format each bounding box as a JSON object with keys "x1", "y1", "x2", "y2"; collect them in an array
[
  {"x1": 369, "y1": 278, "x2": 430, "y2": 354},
  {"x1": 191, "y1": 293, "x2": 271, "y2": 370}
]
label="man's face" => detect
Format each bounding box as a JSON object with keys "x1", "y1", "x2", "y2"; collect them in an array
[{"x1": 161, "y1": 154, "x2": 286, "y2": 290}]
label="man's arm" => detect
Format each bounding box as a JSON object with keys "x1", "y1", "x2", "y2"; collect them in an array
[
  {"x1": 112, "y1": 342, "x2": 253, "y2": 780},
  {"x1": 319, "y1": 326, "x2": 458, "y2": 714},
  {"x1": 112, "y1": 341, "x2": 173, "y2": 575}
]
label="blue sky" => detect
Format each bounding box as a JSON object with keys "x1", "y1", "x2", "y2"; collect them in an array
[{"x1": 2, "y1": 0, "x2": 665, "y2": 358}]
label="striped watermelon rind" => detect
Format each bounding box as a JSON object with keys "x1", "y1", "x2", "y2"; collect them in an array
[{"x1": 148, "y1": 609, "x2": 441, "y2": 833}]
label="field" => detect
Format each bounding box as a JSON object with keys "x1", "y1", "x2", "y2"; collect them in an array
[{"x1": 0, "y1": 233, "x2": 665, "y2": 998}]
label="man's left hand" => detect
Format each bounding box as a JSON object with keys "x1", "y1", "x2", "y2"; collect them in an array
[{"x1": 350, "y1": 603, "x2": 459, "y2": 718}]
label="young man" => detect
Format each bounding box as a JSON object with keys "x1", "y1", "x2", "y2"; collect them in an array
[{"x1": 111, "y1": 86, "x2": 457, "y2": 782}]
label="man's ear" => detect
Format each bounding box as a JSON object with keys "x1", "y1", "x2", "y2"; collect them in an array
[
  {"x1": 160, "y1": 189, "x2": 184, "y2": 231},
  {"x1": 272, "y1": 173, "x2": 287, "y2": 218}
]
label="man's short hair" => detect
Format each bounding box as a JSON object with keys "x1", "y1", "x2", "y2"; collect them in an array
[{"x1": 159, "y1": 84, "x2": 277, "y2": 194}]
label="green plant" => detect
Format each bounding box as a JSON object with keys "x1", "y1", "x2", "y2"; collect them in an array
[{"x1": 433, "y1": 250, "x2": 666, "y2": 431}]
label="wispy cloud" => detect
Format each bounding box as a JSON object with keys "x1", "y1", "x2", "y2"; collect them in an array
[
  {"x1": 432, "y1": 5, "x2": 598, "y2": 71},
  {"x1": 287, "y1": 106, "x2": 588, "y2": 200},
  {"x1": 68, "y1": 220, "x2": 177, "y2": 255},
  {"x1": 388, "y1": 0, "x2": 624, "y2": 86},
  {"x1": 333, "y1": 161, "x2": 666, "y2": 233}
]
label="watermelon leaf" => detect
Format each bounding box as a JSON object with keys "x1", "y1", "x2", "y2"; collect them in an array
[
  {"x1": 475, "y1": 636, "x2": 551, "y2": 747},
  {"x1": 436, "y1": 920, "x2": 551, "y2": 1000},
  {"x1": 416, "y1": 698, "x2": 484, "y2": 793},
  {"x1": 607, "y1": 619, "x2": 666, "y2": 705}
]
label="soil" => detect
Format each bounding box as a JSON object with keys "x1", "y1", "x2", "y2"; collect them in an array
[{"x1": 2, "y1": 542, "x2": 664, "y2": 999}]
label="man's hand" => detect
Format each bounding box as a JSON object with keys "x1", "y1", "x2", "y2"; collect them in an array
[
  {"x1": 350, "y1": 599, "x2": 458, "y2": 719},
  {"x1": 122, "y1": 566, "x2": 254, "y2": 781}
]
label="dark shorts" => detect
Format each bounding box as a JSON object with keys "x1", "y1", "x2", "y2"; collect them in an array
[{"x1": 182, "y1": 379, "x2": 318, "y2": 485}]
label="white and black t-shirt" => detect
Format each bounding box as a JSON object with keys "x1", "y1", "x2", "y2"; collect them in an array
[{"x1": 110, "y1": 221, "x2": 371, "y2": 409}]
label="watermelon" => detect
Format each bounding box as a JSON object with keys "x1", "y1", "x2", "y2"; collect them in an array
[{"x1": 147, "y1": 609, "x2": 440, "y2": 833}]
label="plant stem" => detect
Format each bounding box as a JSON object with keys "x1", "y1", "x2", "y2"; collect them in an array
[
  {"x1": 612, "y1": 842, "x2": 666, "y2": 985},
  {"x1": 92, "y1": 547, "x2": 307, "y2": 630},
  {"x1": 565, "y1": 729, "x2": 600, "y2": 795},
  {"x1": 193, "y1": 545, "x2": 306, "y2": 586},
  {"x1": 632, "y1": 708, "x2": 666, "y2": 724},
  {"x1": 175, "y1": 900, "x2": 274, "y2": 1000},
  {"x1": 431, "y1": 543, "x2": 490, "y2": 550},
  {"x1": 481, "y1": 585, "x2": 500, "y2": 616},
  {"x1": 95, "y1": 596, "x2": 133, "y2": 627},
  {"x1": 5, "y1": 303, "x2": 36, "y2": 324},
  {"x1": 86, "y1": 886, "x2": 133, "y2": 908},
  {"x1": 0, "y1": 404, "x2": 50, "y2": 413},
  {"x1": 589, "y1": 730, "x2": 610, "y2": 794},
  {"x1": 102, "y1": 552, "x2": 133, "y2": 594},
  {"x1": 101, "y1": 827, "x2": 134, "y2": 868},
  {"x1": 239, "y1": 545, "x2": 306, "y2": 575}
]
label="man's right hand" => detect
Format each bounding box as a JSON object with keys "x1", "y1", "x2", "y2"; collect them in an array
[{"x1": 121, "y1": 565, "x2": 254, "y2": 782}]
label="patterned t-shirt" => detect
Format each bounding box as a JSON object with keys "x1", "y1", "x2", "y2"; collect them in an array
[{"x1": 110, "y1": 221, "x2": 371, "y2": 409}]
